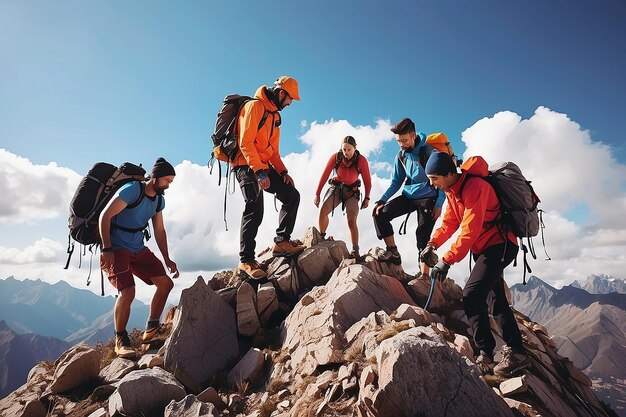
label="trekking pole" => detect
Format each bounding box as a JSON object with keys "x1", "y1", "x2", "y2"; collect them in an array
[{"x1": 423, "y1": 270, "x2": 436, "y2": 311}]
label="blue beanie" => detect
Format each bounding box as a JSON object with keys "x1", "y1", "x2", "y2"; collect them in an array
[{"x1": 425, "y1": 152, "x2": 457, "y2": 176}]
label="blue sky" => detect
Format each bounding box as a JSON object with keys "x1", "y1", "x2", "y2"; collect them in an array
[{"x1": 2, "y1": 1, "x2": 626, "y2": 302}]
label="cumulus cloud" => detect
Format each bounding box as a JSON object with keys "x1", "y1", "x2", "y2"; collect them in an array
[
  {"x1": 3, "y1": 108, "x2": 626, "y2": 302},
  {"x1": 456, "y1": 106, "x2": 626, "y2": 286},
  {"x1": 0, "y1": 149, "x2": 81, "y2": 224}
]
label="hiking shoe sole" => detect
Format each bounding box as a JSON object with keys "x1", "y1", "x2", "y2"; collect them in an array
[
  {"x1": 272, "y1": 250, "x2": 301, "y2": 258},
  {"x1": 238, "y1": 269, "x2": 268, "y2": 281}
]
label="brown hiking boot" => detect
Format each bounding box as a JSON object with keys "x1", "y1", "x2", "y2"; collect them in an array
[
  {"x1": 142, "y1": 322, "x2": 166, "y2": 343},
  {"x1": 378, "y1": 247, "x2": 402, "y2": 265},
  {"x1": 272, "y1": 240, "x2": 305, "y2": 257},
  {"x1": 115, "y1": 331, "x2": 136, "y2": 359},
  {"x1": 238, "y1": 260, "x2": 267, "y2": 279},
  {"x1": 475, "y1": 353, "x2": 495, "y2": 375},
  {"x1": 494, "y1": 347, "x2": 530, "y2": 377}
]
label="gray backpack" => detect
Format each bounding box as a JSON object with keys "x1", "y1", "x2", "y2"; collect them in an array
[{"x1": 461, "y1": 161, "x2": 549, "y2": 283}]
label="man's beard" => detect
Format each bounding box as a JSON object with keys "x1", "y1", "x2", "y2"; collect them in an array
[{"x1": 154, "y1": 184, "x2": 166, "y2": 195}]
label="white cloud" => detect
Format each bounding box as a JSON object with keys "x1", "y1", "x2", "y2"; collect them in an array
[
  {"x1": 2, "y1": 109, "x2": 626, "y2": 303},
  {"x1": 0, "y1": 149, "x2": 81, "y2": 224}
]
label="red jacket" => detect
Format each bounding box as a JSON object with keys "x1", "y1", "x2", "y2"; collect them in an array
[
  {"x1": 316, "y1": 153, "x2": 371, "y2": 199},
  {"x1": 429, "y1": 156, "x2": 517, "y2": 265},
  {"x1": 230, "y1": 86, "x2": 287, "y2": 174}
]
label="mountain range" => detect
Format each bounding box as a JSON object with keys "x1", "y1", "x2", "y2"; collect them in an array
[
  {"x1": 572, "y1": 274, "x2": 626, "y2": 295},
  {"x1": 510, "y1": 275, "x2": 626, "y2": 415},
  {"x1": 0, "y1": 276, "x2": 151, "y2": 399}
]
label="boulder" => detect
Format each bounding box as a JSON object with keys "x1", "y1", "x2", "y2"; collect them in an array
[
  {"x1": 316, "y1": 239, "x2": 350, "y2": 265},
  {"x1": 227, "y1": 348, "x2": 265, "y2": 389},
  {"x1": 369, "y1": 326, "x2": 514, "y2": 417},
  {"x1": 197, "y1": 386, "x2": 227, "y2": 409},
  {"x1": 164, "y1": 394, "x2": 219, "y2": 417},
  {"x1": 297, "y1": 246, "x2": 336, "y2": 285},
  {"x1": 394, "y1": 303, "x2": 433, "y2": 326},
  {"x1": 43, "y1": 344, "x2": 100, "y2": 395},
  {"x1": 279, "y1": 264, "x2": 414, "y2": 376},
  {"x1": 108, "y1": 367, "x2": 186, "y2": 417},
  {"x1": 500, "y1": 376, "x2": 528, "y2": 396},
  {"x1": 164, "y1": 277, "x2": 239, "y2": 388},
  {"x1": 257, "y1": 282, "x2": 279, "y2": 324},
  {"x1": 99, "y1": 358, "x2": 136, "y2": 383},
  {"x1": 137, "y1": 353, "x2": 164, "y2": 369},
  {"x1": 237, "y1": 282, "x2": 260, "y2": 336},
  {"x1": 302, "y1": 226, "x2": 325, "y2": 247}
]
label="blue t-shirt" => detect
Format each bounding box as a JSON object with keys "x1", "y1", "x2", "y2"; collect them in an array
[{"x1": 110, "y1": 181, "x2": 165, "y2": 252}]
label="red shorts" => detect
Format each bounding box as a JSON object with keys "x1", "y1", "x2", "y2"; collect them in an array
[{"x1": 106, "y1": 248, "x2": 166, "y2": 290}]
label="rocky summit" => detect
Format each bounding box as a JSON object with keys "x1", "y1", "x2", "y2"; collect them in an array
[{"x1": 0, "y1": 227, "x2": 617, "y2": 417}]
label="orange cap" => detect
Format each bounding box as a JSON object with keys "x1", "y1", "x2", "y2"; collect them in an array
[{"x1": 274, "y1": 76, "x2": 301, "y2": 101}]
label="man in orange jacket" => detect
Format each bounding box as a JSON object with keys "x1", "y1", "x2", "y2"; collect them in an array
[
  {"x1": 422, "y1": 151, "x2": 530, "y2": 377},
  {"x1": 232, "y1": 76, "x2": 304, "y2": 279}
]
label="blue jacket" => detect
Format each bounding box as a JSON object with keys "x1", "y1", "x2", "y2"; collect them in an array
[{"x1": 380, "y1": 140, "x2": 445, "y2": 208}]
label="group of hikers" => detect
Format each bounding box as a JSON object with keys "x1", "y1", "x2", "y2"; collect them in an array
[{"x1": 96, "y1": 75, "x2": 530, "y2": 378}]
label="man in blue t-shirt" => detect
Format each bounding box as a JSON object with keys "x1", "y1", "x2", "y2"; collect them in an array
[{"x1": 99, "y1": 157, "x2": 179, "y2": 359}]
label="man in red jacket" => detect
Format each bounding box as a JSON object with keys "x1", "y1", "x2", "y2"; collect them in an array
[{"x1": 421, "y1": 151, "x2": 530, "y2": 377}]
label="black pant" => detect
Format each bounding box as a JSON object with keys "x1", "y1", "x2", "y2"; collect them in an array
[
  {"x1": 373, "y1": 194, "x2": 436, "y2": 251},
  {"x1": 463, "y1": 242, "x2": 523, "y2": 356},
  {"x1": 235, "y1": 167, "x2": 300, "y2": 262}
]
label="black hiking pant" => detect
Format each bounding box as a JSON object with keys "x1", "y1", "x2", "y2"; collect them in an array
[
  {"x1": 373, "y1": 194, "x2": 436, "y2": 251},
  {"x1": 235, "y1": 166, "x2": 300, "y2": 263},
  {"x1": 463, "y1": 242, "x2": 524, "y2": 357}
]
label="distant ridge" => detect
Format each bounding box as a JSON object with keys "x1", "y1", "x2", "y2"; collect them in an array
[
  {"x1": 572, "y1": 274, "x2": 626, "y2": 295},
  {"x1": 0, "y1": 276, "x2": 150, "y2": 344},
  {"x1": 0, "y1": 320, "x2": 71, "y2": 398},
  {"x1": 510, "y1": 275, "x2": 626, "y2": 414}
]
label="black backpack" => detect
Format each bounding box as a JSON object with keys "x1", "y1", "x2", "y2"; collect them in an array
[
  {"x1": 64, "y1": 161, "x2": 148, "y2": 294},
  {"x1": 333, "y1": 150, "x2": 362, "y2": 175},
  {"x1": 210, "y1": 94, "x2": 270, "y2": 162}
]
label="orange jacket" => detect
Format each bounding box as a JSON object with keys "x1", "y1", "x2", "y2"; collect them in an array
[
  {"x1": 230, "y1": 86, "x2": 287, "y2": 174},
  {"x1": 429, "y1": 156, "x2": 517, "y2": 265}
]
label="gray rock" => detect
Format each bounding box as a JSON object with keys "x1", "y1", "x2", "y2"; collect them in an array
[
  {"x1": 99, "y1": 358, "x2": 136, "y2": 383},
  {"x1": 297, "y1": 246, "x2": 335, "y2": 285},
  {"x1": 164, "y1": 277, "x2": 239, "y2": 389},
  {"x1": 257, "y1": 282, "x2": 279, "y2": 324},
  {"x1": 44, "y1": 344, "x2": 100, "y2": 395},
  {"x1": 237, "y1": 282, "x2": 260, "y2": 336},
  {"x1": 369, "y1": 327, "x2": 514, "y2": 417},
  {"x1": 227, "y1": 348, "x2": 265, "y2": 389},
  {"x1": 108, "y1": 367, "x2": 186, "y2": 417},
  {"x1": 164, "y1": 394, "x2": 219, "y2": 417}
]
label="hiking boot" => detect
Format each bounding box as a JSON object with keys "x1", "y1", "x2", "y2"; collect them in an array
[
  {"x1": 115, "y1": 331, "x2": 136, "y2": 359},
  {"x1": 378, "y1": 247, "x2": 402, "y2": 265},
  {"x1": 238, "y1": 260, "x2": 267, "y2": 280},
  {"x1": 272, "y1": 240, "x2": 305, "y2": 257},
  {"x1": 494, "y1": 347, "x2": 530, "y2": 377},
  {"x1": 142, "y1": 322, "x2": 165, "y2": 343},
  {"x1": 347, "y1": 249, "x2": 360, "y2": 260},
  {"x1": 475, "y1": 353, "x2": 495, "y2": 375}
]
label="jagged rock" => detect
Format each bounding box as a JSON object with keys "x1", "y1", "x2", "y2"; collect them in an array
[
  {"x1": 164, "y1": 394, "x2": 219, "y2": 417},
  {"x1": 86, "y1": 408, "x2": 108, "y2": 417},
  {"x1": 362, "y1": 247, "x2": 408, "y2": 280},
  {"x1": 227, "y1": 348, "x2": 265, "y2": 388},
  {"x1": 297, "y1": 246, "x2": 336, "y2": 285},
  {"x1": 274, "y1": 266, "x2": 300, "y2": 299},
  {"x1": 394, "y1": 303, "x2": 433, "y2": 326},
  {"x1": 0, "y1": 383, "x2": 46, "y2": 417},
  {"x1": 267, "y1": 257, "x2": 290, "y2": 278},
  {"x1": 500, "y1": 376, "x2": 528, "y2": 396},
  {"x1": 503, "y1": 398, "x2": 541, "y2": 417},
  {"x1": 302, "y1": 226, "x2": 324, "y2": 247},
  {"x1": 279, "y1": 264, "x2": 414, "y2": 376},
  {"x1": 26, "y1": 362, "x2": 49, "y2": 385},
  {"x1": 316, "y1": 239, "x2": 350, "y2": 265},
  {"x1": 237, "y1": 282, "x2": 261, "y2": 336},
  {"x1": 91, "y1": 384, "x2": 117, "y2": 402},
  {"x1": 99, "y1": 358, "x2": 136, "y2": 383},
  {"x1": 197, "y1": 386, "x2": 227, "y2": 409},
  {"x1": 345, "y1": 312, "x2": 378, "y2": 345},
  {"x1": 359, "y1": 365, "x2": 377, "y2": 392},
  {"x1": 108, "y1": 367, "x2": 186, "y2": 417},
  {"x1": 369, "y1": 326, "x2": 514, "y2": 417},
  {"x1": 164, "y1": 277, "x2": 239, "y2": 389},
  {"x1": 375, "y1": 310, "x2": 392, "y2": 325},
  {"x1": 208, "y1": 271, "x2": 237, "y2": 291},
  {"x1": 564, "y1": 358, "x2": 592, "y2": 386},
  {"x1": 257, "y1": 282, "x2": 279, "y2": 324},
  {"x1": 43, "y1": 344, "x2": 100, "y2": 395},
  {"x1": 452, "y1": 334, "x2": 473, "y2": 359},
  {"x1": 137, "y1": 353, "x2": 164, "y2": 369},
  {"x1": 523, "y1": 373, "x2": 580, "y2": 417}
]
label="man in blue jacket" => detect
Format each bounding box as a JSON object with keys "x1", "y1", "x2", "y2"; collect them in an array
[{"x1": 373, "y1": 118, "x2": 445, "y2": 276}]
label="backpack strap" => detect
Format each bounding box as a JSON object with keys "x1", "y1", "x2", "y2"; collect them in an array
[
  {"x1": 418, "y1": 144, "x2": 432, "y2": 170},
  {"x1": 334, "y1": 151, "x2": 343, "y2": 172}
]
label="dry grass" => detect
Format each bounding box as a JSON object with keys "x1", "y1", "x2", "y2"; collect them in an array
[
  {"x1": 343, "y1": 342, "x2": 364, "y2": 363},
  {"x1": 266, "y1": 377, "x2": 286, "y2": 395},
  {"x1": 375, "y1": 321, "x2": 412, "y2": 344},
  {"x1": 295, "y1": 375, "x2": 316, "y2": 395},
  {"x1": 273, "y1": 349, "x2": 291, "y2": 364},
  {"x1": 257, "y1": 396, "x2": 278, "y2": 417}
]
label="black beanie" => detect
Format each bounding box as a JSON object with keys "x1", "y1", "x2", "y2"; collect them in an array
[
  {"x1": 151, "y1": 157, "x2": 176, "y2": 178},
  {"x1": 425, "y1": 152, "x2": 457, "y2": 176}
]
